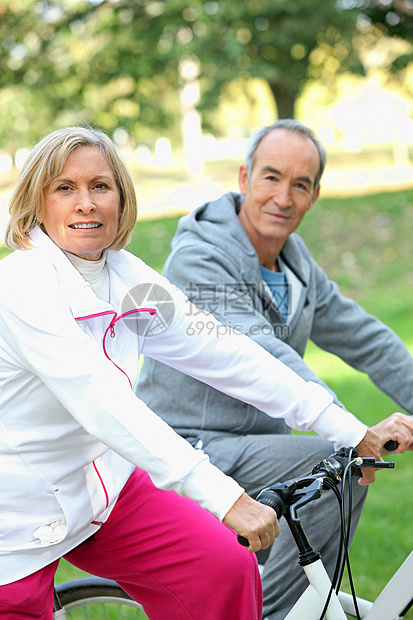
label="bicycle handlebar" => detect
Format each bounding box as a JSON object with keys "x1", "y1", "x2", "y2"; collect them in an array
[
  {"x1": 237, "y1": 447, "x2": 395, "y2": 548},
  {"x1": 383, "y1": 414, "x2": 413, "y2": 451}
]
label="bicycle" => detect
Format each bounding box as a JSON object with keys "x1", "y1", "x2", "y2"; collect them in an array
[
  {"x1": 238, "y1": 446, "x2": 412, "y2": 620},
  {"x1": 52, "y1": 445, "x2": 409, "y2": 620}
]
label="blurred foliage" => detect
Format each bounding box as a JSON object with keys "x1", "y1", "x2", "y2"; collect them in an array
[
  {"x1": 362, "y1": 0, "x2": 413, "y2": 52},
  {"x1": 1, "y1": 0, "x2": 413, "y2": 153},
  {"x1": 0, "y1": 0, "x2": 184, "y2": 152},
  {"x1": 360, "y1": 0, "x2": 413, "y2": 98}
]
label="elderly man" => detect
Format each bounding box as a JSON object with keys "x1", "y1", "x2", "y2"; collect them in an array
[{"x1": 137, "y1": 119, "x2": 413, "y2": 619}]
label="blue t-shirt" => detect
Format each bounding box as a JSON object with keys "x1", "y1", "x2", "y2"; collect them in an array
[{"x1": 260, "y1": 259, "x2": 289, "y2": 324}]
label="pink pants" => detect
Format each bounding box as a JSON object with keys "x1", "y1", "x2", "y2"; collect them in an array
[{"x1": 0, "y1": 468, "x2": 262, "y2": 619}]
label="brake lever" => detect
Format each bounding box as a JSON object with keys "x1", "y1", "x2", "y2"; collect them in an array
[
  {"x1": 288, "y1": 478, "x2": 323, "y2": 521},
  {"x1": 352, "y1": 457, "x2": 395, "y2": 478}
]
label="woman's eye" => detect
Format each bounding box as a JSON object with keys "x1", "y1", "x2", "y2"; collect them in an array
[{"x1": 94, "y1": 182, "x2": 108, "y2": 189}]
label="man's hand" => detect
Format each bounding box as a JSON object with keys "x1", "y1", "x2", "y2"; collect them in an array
[
  {"x1": 371, "y1": 412, "x2": 413, "y2": 454},
  {"x1": 223, "y1": 492, "x2": 280, "y2": 553},
  {"x1": 355, "y1": 427, "x2": 382, "y2": 486}
]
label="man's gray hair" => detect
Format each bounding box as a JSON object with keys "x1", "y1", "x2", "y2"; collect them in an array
[{"x1": 244, "y1": 119, "x2": 327, "y2": 192}]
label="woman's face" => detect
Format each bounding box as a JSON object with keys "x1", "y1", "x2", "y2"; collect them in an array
[{"x1": 41, "y1": 146, "x2": 122, "y2": 260}]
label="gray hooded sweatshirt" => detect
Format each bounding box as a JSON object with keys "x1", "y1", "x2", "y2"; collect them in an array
[{"x1": 137, "y1": 192, "x2": 413, "y2": 437}]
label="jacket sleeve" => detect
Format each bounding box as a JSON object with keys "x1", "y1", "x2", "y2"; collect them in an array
[
  {"x1": 140, "y1": 266, "x2": 367, "y2": 450},
  {"x1": 0, "y1": 257, "x2": 244, "y2": 521},
  {"x1": 163, "y1": 241, "x2": 346, "y2": 408},
  {"x1": 300, "y1": 237, "x2": 413, "y2": 414}
]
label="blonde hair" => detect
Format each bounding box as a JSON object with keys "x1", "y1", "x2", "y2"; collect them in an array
[{"x1": 5, "y1": 126, "x2": 138, "y2": 250}]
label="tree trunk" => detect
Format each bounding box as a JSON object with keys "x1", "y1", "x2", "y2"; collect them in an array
[{"x1": 268, "y1": 80, "x2": 299, "y2": 119}]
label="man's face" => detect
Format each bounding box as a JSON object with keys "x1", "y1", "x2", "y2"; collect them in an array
[{"x1": 238, "y1": 129, "x2": 320, "y2": 255}]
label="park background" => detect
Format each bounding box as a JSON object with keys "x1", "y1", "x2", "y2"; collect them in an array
[{"x1": 1, "y1": 1, "x2": 413, "y2": 616}]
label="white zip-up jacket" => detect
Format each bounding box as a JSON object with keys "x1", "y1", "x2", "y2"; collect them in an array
[{"x1": 0, "y1": 227, "x2": 367, "y2": 584}]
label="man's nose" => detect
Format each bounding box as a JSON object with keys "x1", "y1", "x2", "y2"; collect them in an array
[{"x1": 273, "y1": 183, "x2": 293, "y2": 208}]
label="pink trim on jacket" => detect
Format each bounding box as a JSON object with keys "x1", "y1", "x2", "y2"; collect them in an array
[
  {"x1": 92, "y1": 460, "x2": 109, "y2": 509},
  {"x1": 76, "y1": 307, "x2": 157, "y2": 506},
  {"x1": 75, "y1": 308, "x2": 157, "y2": 388}
]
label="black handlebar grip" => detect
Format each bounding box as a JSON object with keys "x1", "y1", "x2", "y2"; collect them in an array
[
  {"x1": 257, "y1": 490, "x2": 286, "y2": 519},
  {"x1": 383, "y1": 439, "x2": 398, "y2": 451},
  {"x1": 237, "y1": 534, "x2": 250, "y2": 547},
  {"x1": 236, "y1": 487, "x2": 288, "y2": 547}
]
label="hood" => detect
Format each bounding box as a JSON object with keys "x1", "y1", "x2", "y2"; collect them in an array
[
  {"x1": 170, "y1": 192, "x2": 257, "y2": 259},
  {"x1": 167, "y1": 191, "x2": 310, "y2": 288}
]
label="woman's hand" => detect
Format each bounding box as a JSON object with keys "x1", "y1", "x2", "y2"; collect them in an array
[{"x1": 223, "y1": 492, "x2": 280, "y2": 553}]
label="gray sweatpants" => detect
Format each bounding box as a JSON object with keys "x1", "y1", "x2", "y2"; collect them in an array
[{"x1": 187, "y1": 431, "x2": 368, "y2": 620}]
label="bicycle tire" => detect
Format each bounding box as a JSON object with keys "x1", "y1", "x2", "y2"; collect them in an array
[{"x1": 55, "y1": 576, "x2": 149, "y2": 618}]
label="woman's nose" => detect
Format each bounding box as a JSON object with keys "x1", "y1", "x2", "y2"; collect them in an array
[{"x1": 75, "y1": 190, "x2": 96, "y2": 213}]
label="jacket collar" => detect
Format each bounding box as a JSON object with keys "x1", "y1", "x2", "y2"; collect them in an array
[
  {"x1": 280, "y1": 235, "x2": 310, "y2": 288},
  {"x1": 29, "y1": 227, "x2": 115, "y2": 317}
]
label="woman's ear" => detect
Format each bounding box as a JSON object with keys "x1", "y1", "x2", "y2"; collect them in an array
[{"x1": 37, "y1": 192, "x2": 46, "y2": 224}]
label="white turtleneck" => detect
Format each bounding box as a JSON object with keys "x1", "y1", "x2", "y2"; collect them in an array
[{"x1": 64, "y1": 251, "x2": 110, "y2": 303}]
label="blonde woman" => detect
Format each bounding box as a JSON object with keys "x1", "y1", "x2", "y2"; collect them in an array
[{"x1": 0, "y1": 126, "x2": 379, "y2": 619}]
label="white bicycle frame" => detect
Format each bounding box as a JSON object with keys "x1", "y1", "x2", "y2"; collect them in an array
[
  {"x1": 281, "y1": 550, "x2": 413, "y2": 619},
  {"x1": 284, "y1": 558, "x2": 347, "y2": 619}
]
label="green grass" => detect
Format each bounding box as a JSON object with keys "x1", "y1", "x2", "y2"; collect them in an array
[
  {"x1": 2, "y1": 182, "x2": 413, "y2": 615},
  {"x1": 130, "y1": 214, "x2": 182, "y2": 274}
]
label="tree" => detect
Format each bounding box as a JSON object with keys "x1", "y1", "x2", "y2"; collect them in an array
[
  {"x1": 1, "y1": 0, "x2": 412, "y2": 152},
  {"x1": 360, "y1": 0, "x2": 413, "y2": 75},
  {"x1": 0, "y1": 0, "x2": 186, "y2": 150},
  {"x1": 175, "y1": 0, "x2": 365, "y2": 119}
]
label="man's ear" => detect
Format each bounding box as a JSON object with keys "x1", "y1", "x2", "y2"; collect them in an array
[
  {"x1": 238, "y1": 164, "x2": 249, "y2": 195},
  {"x1": 309, "y1": 185, "x2": 320, "y2": 210}
]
